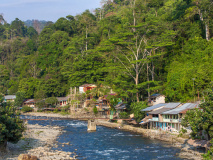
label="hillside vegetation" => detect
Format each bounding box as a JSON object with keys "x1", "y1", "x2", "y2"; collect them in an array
[{"x1": 0, "y1": 0, "x2": 213, "y2": 103}]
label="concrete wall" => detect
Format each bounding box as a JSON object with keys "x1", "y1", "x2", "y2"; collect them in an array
[{"x1": 153, "y1": 96, "x2": 165, "y2": 105}]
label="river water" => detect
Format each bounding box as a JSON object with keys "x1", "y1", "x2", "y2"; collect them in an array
[{"x1": 22, "y1": 116, "x2": 183, "y2": 160}]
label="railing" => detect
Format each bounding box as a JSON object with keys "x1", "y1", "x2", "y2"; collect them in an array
[
  {"x1": 163, "y1": 119, "x2": 179, "y2": 123},
  {"x1": 151, "y1": 117, "x2": 159, "y2": 121}
]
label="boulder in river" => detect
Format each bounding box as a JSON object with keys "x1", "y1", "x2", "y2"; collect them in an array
[{"x1": 18, "y1": 154, "x2": 38, "y2": 160}]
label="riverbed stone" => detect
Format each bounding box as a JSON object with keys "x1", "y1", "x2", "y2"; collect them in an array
[{"x1": 18, "y1": 154, "x2": 38, "y2": 160}]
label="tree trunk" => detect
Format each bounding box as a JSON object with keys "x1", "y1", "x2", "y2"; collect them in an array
[
  {"x1": 152, "y1": 62, "x2": 155, "y2": 81},
  {"x1": 86, "y1": 26, "x2": 88, "y2": 52},
  {"x1": 135, "y1": 73, "x2": 139, "y2": 102},
  {"x1": 205, "y1": 22, "x2": 210, "y2": 41},
  {"x1": 147, "y1": 63, "x2": 150, "y2": 98}
]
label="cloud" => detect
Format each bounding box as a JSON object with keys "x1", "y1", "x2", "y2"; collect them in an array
[{"x1": 0, "y1": 0, "x2": 59, "y2": 8}]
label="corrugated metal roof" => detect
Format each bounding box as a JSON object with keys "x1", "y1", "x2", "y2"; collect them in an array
[
  {"x1": 162, "y1": 103, "x2": 198, "y2": 115},
  {"x1": 4, "y1": 95, "x2": 16, "y2": 100},
  {"x1": 148, "y1": 108, "x2": 172, "y2": 114},
  {"x1": 150, "y1": 94, "x2": 165, "y2": 98},
  {"x1": 56, "y1": 97, "x2": 68, "y2": 101},
  {"x1": 164, "y1": 103, "x2": 181, "y2": 108},
  {"x1": 79, "y1": 84, "x2": 96, "y2": 87},
  {"x1": 141, "y1": 103, "x2": 167, "y2": 111},
  {"x1": 24, "y1": 99, "x2": 35, "y2": 103}
]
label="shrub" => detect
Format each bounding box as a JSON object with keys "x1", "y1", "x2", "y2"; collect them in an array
[
  {"x1": 63, "y1": 105, "x2": 70, "y2": 111},
  {"x1": 21, "y1": 106, "x2": 33, "y2": 113},
  {"x1": 60, "y1": 111, "x2": 69, "y2": 115},
  {"x1": 53, "y1": 109, "x2": 59, "y2": 113},
  {"x1": 0, "y1": 104, "x2": 25, "y2": 151},
  {"x1": 93, "y1": 106, "x2": 98, "y2": 115},
  {"x1": 119, "y1": 112, "x2": 129, "y2": 119}
]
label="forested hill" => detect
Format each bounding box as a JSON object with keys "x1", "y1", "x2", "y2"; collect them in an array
[
  {"x1": 24, "y1": 20, "x2": 52, "y2": 34},
  {"x1": 0, "y1": 0, "x2": 213, "y2": 103}
]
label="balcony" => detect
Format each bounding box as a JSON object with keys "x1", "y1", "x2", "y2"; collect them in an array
[
  {"x1": 163, "y1": 119, "x2": 179, "y2": 123},
  {"x1": 151, "y1": 117, "x2": 159, "y2": 121}
]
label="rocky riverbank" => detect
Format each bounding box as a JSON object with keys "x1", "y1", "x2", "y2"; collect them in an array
[{"x1": 0, "y1": 123, "x2": 77, "y2": 160}]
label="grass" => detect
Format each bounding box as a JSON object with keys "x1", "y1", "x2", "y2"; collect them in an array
[{"x1": 35, "y1": 131, "x2": 43, "y2": 136}]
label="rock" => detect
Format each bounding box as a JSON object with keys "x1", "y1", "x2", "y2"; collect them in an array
[{"x1": 18, "y1": 154, "x2": 38, "y2": 160}]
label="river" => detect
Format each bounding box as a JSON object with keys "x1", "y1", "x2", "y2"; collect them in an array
[{"x1": 22, "y1": 116, "x2": 183, "y2": 160}]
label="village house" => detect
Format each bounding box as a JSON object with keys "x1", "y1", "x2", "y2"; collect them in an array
[
  {"x1": 141, "y1": 102, "x2": 199, "y2": 132},
  {"x1": 140, "y1": 103, "x2": 167, "y2": 125},
  {"x1": 79, "y1": 84, "x2": 97, "y2": 95},
  {"x1": 23, "y1": 99, "x2": 36, "y2": 108},
  {"x1": 148, "y1": 94, "x2": 166, "y2": 106},
  {"x1": 147, "y1": 103, "x2": 182, "y2": 131},
  {"x1": 160, "y1": 103, "x2": 198, "y2": 131},
  {"x1": 56, "y1": 97, "x2": 68, "y2": 107},
  {"x1": 4, "y1": 95, "x2": 16, "y2": 102},
  {"x1": 95, "y1": 94, "x2": 126, "y2": 118}
]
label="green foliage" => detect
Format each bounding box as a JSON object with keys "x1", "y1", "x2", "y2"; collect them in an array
[
  {"x1": 130, "y1": 101, "x2": 147, "y2": 122},
  {"x1": 0, "y1": 0, "x2": 213, "y2": 105},
  {"x1": 203, "y1": 139, "x2": 213, "y2": 160},
  {"x1": 93, "y1": 106, "x2": 98, "y2": 115},
  {"x1": 53, "y1": 109, "x2": 59, "y2": 113},
  {"x1": 62, "y1": 105, "x2": 70, "y2": 112},
  {"x1": 119, "y1": 112, "x2": 129, "y2": 119},
  {"x1": 182, "y1": 89, "x2": 213, "y2": 140},
  {"x1": 45, "y1": 97, "x2": 58, "y2": 107},
  {"x1": 0, "y1": 102, "x2": 25, "y2": 149},
  {"x1": 14, "y1": 91, "x2": 25, "y2": 107},
  {"x1": 106, "y1": 95, "x2": 121, "y2": 111},
  {"x1": 21, "y1": 106, "x2": 33, "y2": 113}
]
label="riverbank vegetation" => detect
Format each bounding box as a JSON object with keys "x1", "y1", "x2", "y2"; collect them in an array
[{"x1": 0, "y1": 95, "x2": 25, "y2": 151}]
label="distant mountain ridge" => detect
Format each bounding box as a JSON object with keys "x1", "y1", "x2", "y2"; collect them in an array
[{"x1": 24, "y1": 19, "x2": 52, "y2": 34}]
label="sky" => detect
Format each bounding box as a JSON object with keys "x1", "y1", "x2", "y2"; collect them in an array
[{"x1": 0, "y1": 0, "x2": 102, "y2": 23}]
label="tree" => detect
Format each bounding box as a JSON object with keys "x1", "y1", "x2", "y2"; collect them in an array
[
  {"x1": 130, "y1": 101, "x2": 147, "y2": 122},
  {"x1": 14, "y1": 91, "x2": 25, "y2": 107},
  {"x1": 45, "y1": 97, "x2": 58, "y2": 107},
  {"x1": 106, "y1": 94, "x2": 122, "y2": 111},
  {"x1": 0, "y1": 96, "x2": 25, "y2": 151},
  {"x1": 182, "y1": 89, "x2": 213, "y2": 140},
  {"x1": 34, "y1": 90, "x2": 46, "y2": 109}
]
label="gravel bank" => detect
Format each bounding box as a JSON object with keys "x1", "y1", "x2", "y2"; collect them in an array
[{"x1": 0, "y1": 123, "x2": 76, "y2": 160}]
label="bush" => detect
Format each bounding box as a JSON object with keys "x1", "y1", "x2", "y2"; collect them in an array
[
  {"x1": 63, "y1": 105, "x2": 70, "y2": 112},
  {"x1": 21, "y1": 106, "x2": 33, "y2": 113},
  {"x1": 60, "y1": 111, "x2": 69, "y2": 115},
  {"x1": 53, "y1": 109, "x2": 59, "y2": 113},
  {"x1": 93, "y1": 106, "x2": 98, "y2": 115},
  {"x1": 0, "y1": 103, "x2": 25, "y2": 151},
  {"x1": 119, "y1": 112, "x2": 129, "y2": 119}
]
